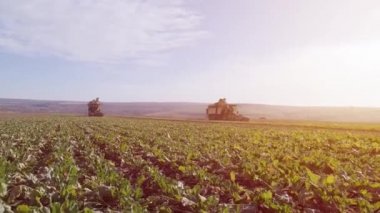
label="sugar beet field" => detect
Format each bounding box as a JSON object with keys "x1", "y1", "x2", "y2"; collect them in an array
[{"x1": 0, "y1": 117, "x2": 379, "y2": 212}]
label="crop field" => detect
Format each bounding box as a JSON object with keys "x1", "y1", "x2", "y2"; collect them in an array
[{"x1": 0, "y1": 116, "x2": 379, "y2": 212}]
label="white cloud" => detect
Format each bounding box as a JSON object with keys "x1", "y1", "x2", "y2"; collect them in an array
[{"x1": 0, "y1": 0, "x2": 206, "y2": 63}]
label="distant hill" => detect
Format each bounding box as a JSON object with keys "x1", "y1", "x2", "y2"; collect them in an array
[
  {"x1": 1, "y1": 98, "x2": 380, "y2": 123},
  {"x1": 238, "y1": 104, "x2": 380, "y2": 123}
]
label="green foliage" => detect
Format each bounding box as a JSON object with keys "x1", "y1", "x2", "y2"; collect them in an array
[
  {"x1": 16, "y1": 204, "x2": 31, "y2": 213},
  {"x1": 325, "y1": 175, "x2": 335, "y2": 185},
  {"x1": 230, "y1": 171, "x2": 236, "y2": 182},
  {"x1": 0, "y1": 116, "x2": 379, "y2": 212},
  {"x1": 306, "y1": 168, "x2": 320, "y2": 185},
  {"x1": 260, "y1": 190, "x2": 272, "y2": 201}
]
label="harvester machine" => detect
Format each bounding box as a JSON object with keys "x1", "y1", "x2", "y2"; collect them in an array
[
  {"x1": 206, "y1": 98, "x2": 249, "y2": 121},
  {"x1": 88, "y1": 97, "x2": 104, "y2": 117}
]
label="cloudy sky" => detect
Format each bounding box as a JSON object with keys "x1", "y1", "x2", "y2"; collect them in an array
[{"x1": 1, "y1": 0, "x2": 379, "y2": 106}]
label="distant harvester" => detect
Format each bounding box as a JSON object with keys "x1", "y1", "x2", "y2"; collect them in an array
[
  {"x1": 206, "y1": 98, "x2": 249, "y2": 121},
  {"x1": 88, "y1": 97, "x2": 104, "y2": 117}
]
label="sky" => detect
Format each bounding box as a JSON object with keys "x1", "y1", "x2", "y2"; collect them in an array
[{"x1": 0, "y1": 0, "x2": 379, "y2": 107}]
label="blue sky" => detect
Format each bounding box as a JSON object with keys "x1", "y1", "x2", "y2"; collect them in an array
[{"x1": 0, "y1": 0, "x2": 379, "y2": 106}]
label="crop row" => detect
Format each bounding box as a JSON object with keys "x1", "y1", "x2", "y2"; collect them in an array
[{"x1": 1, "y1": 117, "x2": 379, "y2": 212}]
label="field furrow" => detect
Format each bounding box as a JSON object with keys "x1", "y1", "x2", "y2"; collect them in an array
[{"x1": 1, "y1": 117, "x2": 379, "y2": 212}]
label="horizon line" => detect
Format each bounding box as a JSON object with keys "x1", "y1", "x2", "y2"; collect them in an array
[{"x1": 1, "y1": 97, "x2": 379, "y2": 109}]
